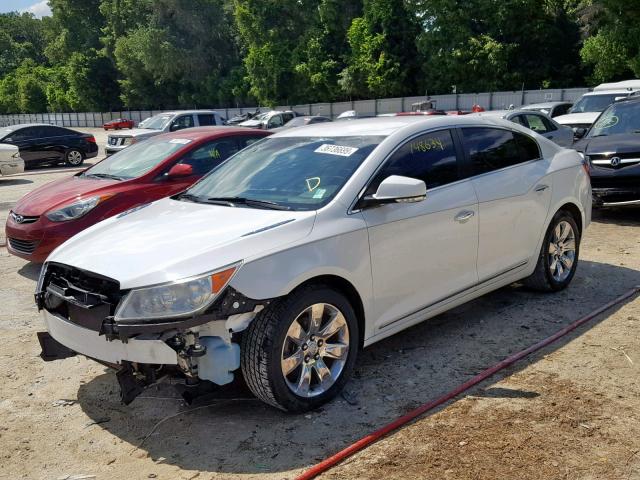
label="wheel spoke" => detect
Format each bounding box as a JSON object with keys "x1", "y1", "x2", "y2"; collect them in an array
[
  {"x1": 559, "y1": 222, "x2": 571, "y2": 242},
  {"x1": 550, "y1": 257, "x2": 557, "y2": 272},
  {"x1": 563, "y1": 238, "x2": 576, "y2": 252},
  {"x1": 295, "y1": 364, "x2": 312, "y2": 395},
  {"x1": 319, "y1": 310, "x2": 345, "y2": 339},
  {"x1": 560, "y1": 254, "x2": 573, "y2": 270},
  {"x1": 282, "y1": 348, "x2": 303, "y2": 376},
  {"x1": 323, "y1": 342, "x2": 348, "y2": 360},
  {"x1": 313, "y1": 358, "x2": 332, "y2": 387},
  {"x1": 287, "y1": 319, "x2": 307, "y2": 345},
  {"x1": 556, "y1": 261, "x2": 564, "y2": 278},
  {"x1": 309, "y1": 304, "x2": 324, "y2": 334},
  {"x1": 554, "y1": 224, "x2": 562, "y2": 242},
  {"x1": 548, "y1": 243, "x2": 556, "y2": 254}
]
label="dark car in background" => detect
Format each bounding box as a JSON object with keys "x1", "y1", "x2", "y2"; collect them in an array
[
  {"x1": 0, "y1": 124, "x2": 98, "y2": 168},
  {"x1": 6, "y1": 126, "x2": 270, "y2": 262},
  {"x1": 574, "y1": 96, "x2": 640, "y2": 207},
  {"x1": 271, "y1": 115, "x2": 332, "y2": 132}
]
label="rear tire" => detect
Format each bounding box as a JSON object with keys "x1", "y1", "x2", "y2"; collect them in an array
[
  {"x1": 65, "y1": 149, "x2": 84, "y2": 167},
  {"x1": 241, "y1": 285, "x2": 359, "y2": 412},
  {"x1": 523, "y1": 211, "x2": 580, "y2": 291}
]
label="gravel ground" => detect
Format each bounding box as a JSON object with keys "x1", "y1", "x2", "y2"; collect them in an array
[{"x1": 0, "y1": 160, "x2": 638, "y2": 480}]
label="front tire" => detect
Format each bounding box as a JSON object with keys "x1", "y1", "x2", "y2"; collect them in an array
[
  {"x1": 524, "y1": 211, "x2": 580, "y2": 291},
  {"x1": 241, "y1": 285, "x2": 359, "y2": 412},
  {"x1": 65, "y1": 149, "x2": 84, "y2": 167}
]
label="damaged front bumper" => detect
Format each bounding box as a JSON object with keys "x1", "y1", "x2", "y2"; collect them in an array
[{"x1": 35, "y1": 262, "x2": 269, "y2": 404}]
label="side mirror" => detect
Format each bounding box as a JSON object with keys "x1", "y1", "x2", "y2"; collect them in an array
[
  {"x1": 573, "y1": 127, "x2": 587, "y2": 139},
  {"x1": 167, "y1": 163, "x2": 193, "y2": 179},
  {"x1": 169, "y1": 123, "x2": 181, "y2": 132},
  {"x1": 359, "y1": 175, "x2": 427, "y2": 209}
]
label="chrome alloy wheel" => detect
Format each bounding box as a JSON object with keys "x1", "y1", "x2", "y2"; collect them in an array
[
  {"x1": 67, "y1": 150, "x2": 83, "y2": 165},
  {"x1": 548, "y1": 220, "x2": 576, "y2": 282},
  {"x1": 280, "y1": 303, "x2": 350, "y2": 398}
]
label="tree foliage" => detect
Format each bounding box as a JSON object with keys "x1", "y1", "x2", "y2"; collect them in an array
[{"x1": 0, "y1": 0, "x2": 637, "y2": 112}]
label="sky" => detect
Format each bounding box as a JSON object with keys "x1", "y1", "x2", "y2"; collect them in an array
[{"x1": 0, "y1": 0, "x2": 52, "y2": 17}]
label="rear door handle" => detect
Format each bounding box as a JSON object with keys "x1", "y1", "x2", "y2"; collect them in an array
[
  {"x1": 454, "y1": 210, "x2": 475, "y2": 223},
  {"x1": 535, "y1": 184, "x2": 549, "y2": 192}
]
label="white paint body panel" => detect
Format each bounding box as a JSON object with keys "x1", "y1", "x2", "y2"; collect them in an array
[
  {"x1": 0, "y1": 143, "x2": 24, "y2": 175},
  {"x1": 45, "y1": 115, "x2": 591, "y2": 357}
]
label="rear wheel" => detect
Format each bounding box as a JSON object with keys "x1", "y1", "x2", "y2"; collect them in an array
[
  {"x1": 524, "y1": 211, "x2": 580, "y2": 291},
  {"x1": 241, "y1": 285, "x2": 359, "y2": 412},
  {"x1": 65, "y1": 149, "x2": 84, "y2": 167}
]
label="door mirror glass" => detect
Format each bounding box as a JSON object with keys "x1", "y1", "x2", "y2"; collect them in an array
[
  {"x1": 167, "y1": 163, "x2": 193, "y2": 179},
  {"x1": 362, "y1": 175, "x2": 426, "y2": 208},
  {"x1": 573, "y1": 127, "x2": 587, "y2": 139}
]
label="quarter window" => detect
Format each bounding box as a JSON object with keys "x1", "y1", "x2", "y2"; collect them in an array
[
  {"x1": 515, "y1": 132, "x2": 541, "y2": 161},
  {"x1": 463, "y1": 127, "x2": 523, "y2": 175},
  {"x1": 367, "y1": 129, "x2": 460, "y2": 194}
]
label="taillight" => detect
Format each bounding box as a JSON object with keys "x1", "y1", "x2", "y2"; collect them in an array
[{"x1": 87, "y1": 136, "x2": 96, "y2": 143}]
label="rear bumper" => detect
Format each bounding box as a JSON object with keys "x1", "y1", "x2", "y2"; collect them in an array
[
  {"x1": 41, "y1": 309, "x2": 178, "y2": 365},
  {"x1": 0, "y1": 158, "x2": 25, "y2": 176}
]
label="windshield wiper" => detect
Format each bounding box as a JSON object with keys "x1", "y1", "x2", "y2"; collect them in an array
[
  {"x1": 84, "y1": 173, "x2": 125, "y2": 181},
  {"x1": 175, "y1": 192, "x2": 206, "y2": 203},
  {"x1": 206, "y1": 196, "x2": 291, "y2": 210}
]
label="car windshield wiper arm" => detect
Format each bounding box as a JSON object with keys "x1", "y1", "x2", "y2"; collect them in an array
[
  {"x1": 84, "y1": 173, "x2": 124, "y2": 180},
  {"x1": 175, "y1": 193, "x2": 206, "y2": 203},
  {"x1": 206, "y1": 196, "x2": 291, "y2": 210}
]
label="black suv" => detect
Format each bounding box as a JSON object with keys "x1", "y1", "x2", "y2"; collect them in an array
[
  {"x1": 574, "y1": 97, "x2": 640, "y2": 207},
  {"x1": 0, "y1": 123, "x2": 98, "y2": 168}
]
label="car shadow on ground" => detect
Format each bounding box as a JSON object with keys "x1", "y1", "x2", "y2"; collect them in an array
[
  {"x1": 592, "y1": 207, "x2": 640, "y2": 227},
  {"x1": 76, "y1": 259, "x2": 640, "y2": 475},
  {"x1": 0, "y1": 178, "x2": 33, "y2": 186}
]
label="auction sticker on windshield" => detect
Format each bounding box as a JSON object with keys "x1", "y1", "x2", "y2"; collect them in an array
[
  {"x1": 169, "y1": 138, "x2": 192, "y2": 145},
  {"x1": 314, "y1": 144, "x2": 359, "y2": 156}
]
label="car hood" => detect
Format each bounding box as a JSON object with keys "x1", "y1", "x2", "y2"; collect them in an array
[
  {"x1": 108, "y1": 128, "x2": 159, "y2": 138},
  {"x1": 573, "y1": 134, "x2": 640, "y2": 155},
  {"x1": 47, "y1": 197, "x2": 317, "y2": 289},
  {"x1": 12, "y1": 174, "x2": 122, "y2": 216},
  {"x1": 237, "y1": 119, "x2": 264, "y2": 128},
  {"x1": 554, "y1": 112, "x2": 599, "y2": 126}
]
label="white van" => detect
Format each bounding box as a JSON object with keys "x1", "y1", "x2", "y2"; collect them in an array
[{"x1": 555, "y1": 79, "x2": 640, "y2": 134}]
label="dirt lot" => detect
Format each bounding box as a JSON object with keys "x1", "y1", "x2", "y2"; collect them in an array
[{"x1": 0, "y1": 161, "x2": 638, "y2": 480}]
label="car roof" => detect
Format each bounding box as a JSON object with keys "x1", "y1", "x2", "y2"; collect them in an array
[
  {"x1": 272, "y1": 115, "x2": 520, "y2": 137},
  {"x1": 522, "y1": 102, "x2": 571, "y2": 108},
  {"x1": 150, "y1": 126, "x2": 270, "y2": 141},
  {"x1": 469, "y1": 110, "x2": 539, "y2": 118},
  {"x1": 150, "y1": 110, "x2": 222, "y2": 116},
  {"x1": 1, "y1": 123, "x2": 55, "y2": 131},
  {"x1": 583, "y1": 90, "x2": 633, "y2": 96},
  {"x1": 593, "y1": 79, "x2": 640, "y2": 91}
]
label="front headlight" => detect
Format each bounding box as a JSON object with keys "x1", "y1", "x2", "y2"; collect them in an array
[
  {"x1": 45, "y1": 194, "x2": 114, "y2": 222},
  {"x1": 122, "y1": 137, "x2": 136, "y2": 146},
  {"x1": 114, "y1": 264, "x2": 240, "y2": 322}
]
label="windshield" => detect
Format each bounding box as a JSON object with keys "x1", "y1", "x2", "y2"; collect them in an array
[
  {"x1": 139, "y1": 114, "x2": 173, "y2": 130},
  {"x1": 570, "y1": 94, "x2": 622, "y2": 114},
  {"x1": 251, "y1": 112, "x2": 269, "y2": 121},
  {"x1": 185, "y1": 135, "x2": 385, "y2": 210},
  {"x1": 84, "y1": 137, "x2": 192, "y2": 179},
  {"x1": 587, "y1": 101, "x2": 640, "y2": 138}
]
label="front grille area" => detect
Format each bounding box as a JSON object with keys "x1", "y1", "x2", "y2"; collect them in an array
[
  {"x1": 9, "y1": 211, "x2": 39, "y2": 224},
  {"x1": 8, "y1": 237, "x2": 39, "y2": 254},
  {"x1": 107, "y1": 136, "x2": 127, "y2": 147},
  {"x1": 590, "y1": 154, "x2": 640, "y2": 170},
  {"x1": 40, "y1": 262, "x2": 122, "y2": 332}
]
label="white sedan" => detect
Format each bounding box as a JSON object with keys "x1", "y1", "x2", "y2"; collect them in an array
[
  {"x1": 36, "y1": 116, "x2": 591, "y2": 411},
  {"x1": 0, "y1": 143, "x2": 24, "y2": 176}
]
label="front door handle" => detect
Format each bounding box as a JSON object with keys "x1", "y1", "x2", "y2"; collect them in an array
[
  {"x1": 454, "y1": 210, "x2": 475, "y2": 223},
  {"x1": 535, "y1": 184, "x2": 549, "y2": 192}
]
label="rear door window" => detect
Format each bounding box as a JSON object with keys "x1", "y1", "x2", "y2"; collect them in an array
[
  {"x1": 197, "y1": 114, "x2": 218, "y2": 126},
  {"x1": 523, "y1": 114, "x2": 550, "y2": 134},
  {"x1": 366, "y1": 129, "x2": 460, "y2": 193},
  {"x1": 462, "y1": 127, "x2": 524, "y2": 175}
]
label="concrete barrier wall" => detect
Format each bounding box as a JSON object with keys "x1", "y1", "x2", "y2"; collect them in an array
[{"x1": 0, "y1": 87, "x2": 592, "y2": 128}]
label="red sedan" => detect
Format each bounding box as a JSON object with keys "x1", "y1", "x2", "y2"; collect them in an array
[
  {"x1": 6, "y1": 127, "x2": 270, "y2": 262},
  {"x1": 103, "y1": 118, "x2": 135, "y2": 130}
]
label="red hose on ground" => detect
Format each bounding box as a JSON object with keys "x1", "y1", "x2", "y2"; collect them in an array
[{"x1": 296, "y1": 285, "x2": 640, "y2": 480}]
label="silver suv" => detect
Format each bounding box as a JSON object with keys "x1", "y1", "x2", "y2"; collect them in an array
[{"x1": 105, "y1": 110, "x2": 225, "y2": 156}]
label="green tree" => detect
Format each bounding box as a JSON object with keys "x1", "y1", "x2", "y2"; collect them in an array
[
  {"x1": 580, "y1": 0, "x2": 640, "y2": 82},
  {"x1": 0, "y1": 12, "x2": 48, "y2": 78},
  {"x1": 341, "y1": 0, "x2": 421, "y2": 98}
]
